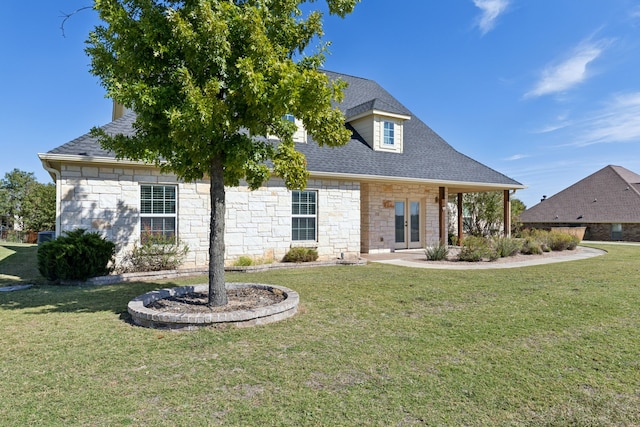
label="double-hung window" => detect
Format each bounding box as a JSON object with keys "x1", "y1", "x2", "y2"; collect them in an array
[
  {"x1": 140, "y1": 184, "x2": 177, "y2": 241},
  {"x1": 292, "y1": 190, "x2": 317, "y2": 241},
  {"x1": 383, "y1": 121, "x2": 395, "y2": 146}
]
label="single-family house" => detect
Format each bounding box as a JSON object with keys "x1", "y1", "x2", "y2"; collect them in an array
[
  {"x1": 39, "y1": 71, "x2": 524, "y2": 267},
  {"x1": 520, "y1": 165, "x2": 640, "y2": 241}
]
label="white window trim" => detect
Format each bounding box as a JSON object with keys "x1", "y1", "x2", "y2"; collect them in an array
[
  {"x1": 140, "y1": 184, "x2": 178, "y2": 241},
  {"x1": 291, "y1": 189, "x2": 318, "y2": 242}
]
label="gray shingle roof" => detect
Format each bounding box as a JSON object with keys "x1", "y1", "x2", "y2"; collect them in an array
[
  {"x1": 47, "y1": 70, "x2": 523, "y2": 189},
  {"x1": 520, "y1": 165, "x2": 640, "y2": 223}
]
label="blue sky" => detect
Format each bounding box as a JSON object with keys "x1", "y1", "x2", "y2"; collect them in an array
[{"x1": 2, "y1": 1, "x2": 640, "y2": 209}]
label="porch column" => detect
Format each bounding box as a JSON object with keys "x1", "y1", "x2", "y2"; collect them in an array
[
  {"x1": 503, "y1": 190, "x2": 511, "y2": 237},
  {"x1": 457, "y1": 193, "x2": 464, "y2": 245},
  {"x1": 439, "y1": 187, "x2": 446, "y2": 245}
]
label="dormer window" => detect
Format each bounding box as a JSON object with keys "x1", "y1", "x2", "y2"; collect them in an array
[
  {"x1": 383, "y1": 121, "x2": 395, "y2": 146},
  {"x1": 345, "y1": 98, "x2": 410, "y2": 154},
  {"x1": 278, "y1": 114, "x2": 307, "y2": 143}
]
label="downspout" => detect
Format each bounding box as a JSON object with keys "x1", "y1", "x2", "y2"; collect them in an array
[{"x1": 40, "y1": 159, "x2": 61, "y2": 237}]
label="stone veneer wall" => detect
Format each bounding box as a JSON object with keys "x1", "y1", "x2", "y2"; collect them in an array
[
  {"x1": 57, "y1": 163, "x2": 360, "y2": 268},
  {"x1": 360, "y1": 182, "x2": 444, "y2": 253},
  {"x1": 523, "y1": 222, "x2": 640, "y2": 242}
]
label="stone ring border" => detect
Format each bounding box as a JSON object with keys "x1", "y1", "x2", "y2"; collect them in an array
[{"x1": 128, "y1": 283, "x2": 299, "y2": 330}]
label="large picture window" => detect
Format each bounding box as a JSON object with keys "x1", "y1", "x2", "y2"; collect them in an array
[
  {"x1": 140, "y1": 184, "x2": 177, "y2": 241},
  {"x1": 292, "y1": 190, "x2": 317, "y2": 241}
]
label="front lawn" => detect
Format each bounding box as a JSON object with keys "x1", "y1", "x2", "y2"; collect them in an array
[
  {"x1": 0, "y1": 243, "x2": 43, "y2": 285},
  {"x1": 0, "y1": 244, "x2": 639, "y2": 425}
]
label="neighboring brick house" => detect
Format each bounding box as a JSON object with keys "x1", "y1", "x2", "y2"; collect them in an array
[
  {"x1": 520, "y1": 165, "x2": 640, "y2": 242},
  {"x1": 39, "y1": 71, "x2": 524, "y2": 267}
]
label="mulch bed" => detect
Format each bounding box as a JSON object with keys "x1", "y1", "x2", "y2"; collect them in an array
[{"x1": 149, "y1": 286, "x2": 285, "y2": 314}]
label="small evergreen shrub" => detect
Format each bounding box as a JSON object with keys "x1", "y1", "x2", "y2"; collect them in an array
[
  {"x1": 120, "y1": 233, "x2": 189, "y2": 272},
  {"x1": 283, "y1": 247, "x2": 318, "y2": 263},
  {"x1": 425, "y1": 242, "x2": 449, "y2": 261},
  {"x1": 458, "y1": 236, "x2": 498, "y2": 262},
  {"x1": 493, "y1": 236, "x2": 523, "y2": 258},
  {"x1": 37, "y1": 229, "x2": 115, "y2": 282}
]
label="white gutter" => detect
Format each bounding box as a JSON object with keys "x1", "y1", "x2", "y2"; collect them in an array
[
  {"x1": 38, "y1": 153, "x2": 526, "y2": 191},
  {"x1": 37, "y1": 153, "x2": 152, "y2": 168}
]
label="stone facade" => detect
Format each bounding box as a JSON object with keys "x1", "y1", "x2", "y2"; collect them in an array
[
  {"x1": 523, "y1": 222, "x2": 640, "y2": 242},
  {"x1": 360, "y1": 182, "x2": 444, "y2": 253},
  {"x1": 57, "y1": 163, "x2": 360, "y2": 268}
]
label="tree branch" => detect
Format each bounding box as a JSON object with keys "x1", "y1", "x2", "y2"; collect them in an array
[{"x1": 60, "y1": 6, "x2": 93, "y2": 38}]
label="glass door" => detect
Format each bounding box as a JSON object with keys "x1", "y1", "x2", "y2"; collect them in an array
[{"x1": 395, "y1": 200, "x2": 422, "y2": 249}]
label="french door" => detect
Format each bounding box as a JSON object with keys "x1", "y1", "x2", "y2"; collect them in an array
[{"x1": 395, "y1": 200, "x2": 422, "y2": 249}]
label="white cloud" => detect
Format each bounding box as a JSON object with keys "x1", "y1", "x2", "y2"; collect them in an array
[
  {"x1": 473, "y1": 0, "x2": 510, "y2": 35},
  {"x1": 571, "y1": 92, "x2": 640, "y2": 146},
  {"x1": 504, "y1": 154, "x2": 530, "y2": 161},
  {"x1": 525, "y1": 39, "x2": 611, "y2": 98}
]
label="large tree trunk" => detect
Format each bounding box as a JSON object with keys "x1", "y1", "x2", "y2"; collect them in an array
[{"x1": 208, "y1": 156, "x2": 228, "y2": 307}]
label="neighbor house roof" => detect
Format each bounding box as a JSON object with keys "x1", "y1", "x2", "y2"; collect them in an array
[
  {"x1": 520, "y1": 165, "x2": 640, "y2": 224},
  {"x1": 42, "y1": 70, "x2": 523, "y2": 192}
]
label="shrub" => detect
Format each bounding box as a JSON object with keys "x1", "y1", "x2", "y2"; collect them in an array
[
  {"x1": 493, "y1": 236, "x2": 522, "y2": 258},
  {"x1": 283, "y1": 247, "x2": 318, "y2": 263},
  {"x1": 520, "y1": 236, "x2": 543, "y2": 255},
  {"x1": 458, "y1": 236, "x2": 498, "y2": 262},
  {"x1": 37, "y1": 229, "x2": 115, "y2": 282},
  {"x1": 233, "y1": 256, "x2": 254, "y2": 267},
  {"x1": 425, "y1": 242, "x2": 449, "y2": 261},
  {"x1": 120, "y1": 233, "x2": 189, "y2": 272},
  {"x1": 548, "y1": 231, "x2": 581, "y2": 251},
  {"x1": 521, "y1": 229, "x2": 552, "y2": 253},
  {"x1": 566, "y1": 234, "x2": 580, "y2": 250}
]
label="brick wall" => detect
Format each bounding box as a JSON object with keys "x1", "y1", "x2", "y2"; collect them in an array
[{"x1": 522, "y1": 222, "x2": 640, "y2": 242}]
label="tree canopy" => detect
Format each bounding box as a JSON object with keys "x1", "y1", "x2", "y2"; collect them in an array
[
  {"x1": 0, "y1": 169, "x2": 55, "y2": 232},
  {"x1": 88, "y1": 0, "x2": 355, "y2": 188},
  {"x1": 87, "y1": 0, "x2": 359, "y2": 305}
]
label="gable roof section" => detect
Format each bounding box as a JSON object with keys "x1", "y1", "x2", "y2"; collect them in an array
[
  {"x1": 345, "y1": 97, "x2": 411, "y2": 120},
  {"x1": 520, "y1": 165, "x2": 640, "y2": 224},
  {"x1": 48, "y1": 111, "x2": 137, "y2": 159},
  {"x1": 42, "y1": 70, "x2": 523, "y2": 192}
]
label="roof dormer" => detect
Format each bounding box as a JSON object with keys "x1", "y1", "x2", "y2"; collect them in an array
[
  {"x1": 284, "y1": 114, "x2": 308, "y2": 143},
  {"x1": 346, "y1": 98, "x2": 410, "y2": 153}
]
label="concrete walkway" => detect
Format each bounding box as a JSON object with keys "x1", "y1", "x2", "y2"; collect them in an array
[{"x1": 361, "y1": 246, "x2": 607, "y2": 270}]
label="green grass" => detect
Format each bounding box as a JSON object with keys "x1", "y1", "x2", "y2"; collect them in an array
[
  {"x1": 0, "y1": 243, "x2": 639, "y2": 425},
  {"x1": 0, "y1": 243, "x2": 44, "y2": 285}
]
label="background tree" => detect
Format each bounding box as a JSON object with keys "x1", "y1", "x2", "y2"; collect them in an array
[
  {"x1": 449, "y1": 192, "x2": 527, "y2": 238},
  {"x1": 510, "y1": 197, "x2": 526, "y2": 235},
  {"x1": 87, "y1": 0, "x2": 358, "y2": 306},
  {"x1": 0, "y1": 169, "x2": 36, "y2": 230},
  {"x1": 21, "y1": 182, "x2": 56, "y2": 231},
  {"x1": 0, "y1": 169, "x2": 55, "y2": 232}
]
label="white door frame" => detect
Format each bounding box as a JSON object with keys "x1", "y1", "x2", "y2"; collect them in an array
[{"x1": 395, "y1": 199, "x2": 422, "y2": 250}]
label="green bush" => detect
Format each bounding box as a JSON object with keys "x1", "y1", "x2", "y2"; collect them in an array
[
  {"x1": 37, "y1": 229, "x2": 115, "y2": 282},
  {"x1": 233, "y1": 256, "x2": 254, "y2": 267},
  {"x1": 458, "y1": 236, "x2": 498, "y2": 262},
  {"x1": 493, "y1": 236, "x2": 522, "y2": 258},
  {"x1": 548, "y1": 232, "x2": 580, "y2": 251},
  {"x1": 120, "y1": 233, "x2": 189, "y2": 272},
  {"x1": 425, "y1": 242, "x2": 449, "y2": 261},
  {"x1": 283, "y1": 247, "x2": 318, "y2": 263},
  {"x1": 520, "y1": 236, "x2": 543, "y2": 255}
]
